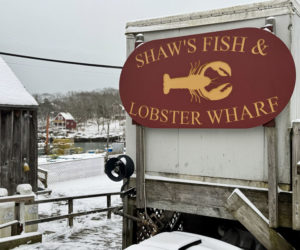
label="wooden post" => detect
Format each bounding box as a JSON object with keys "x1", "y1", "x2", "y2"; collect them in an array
[
  {"x1": 19, "y1": 202, "x2": 26, "y2": 232},
  {"x1": 68, "y1": 199, "x2": 73, "y2": 227},
  {"x1": 136, "y1": 125, "x2": 145, "y2": 209},
  {"x1": 29, "y1": 110, "x2": 38, "y2": 193},
  {"x1": 122, "y1": 197, "x2": 136, "y2": 249},
  {"x1": 266, "y1": 126, "x2": 278, "y2": 228},
  {"x1": 0, "y1": 232, "x2": 42, "y2": 249},
  {"x1": 292, "y1": 121, "x2": 300, "y2": 230},
  {"x1": 107, "y1": 195, "x2": 111, "y2": 219},
  {"x1": 0, "y1": 110, "x2": 1, "y2": 187},
  {"x1": 134, "y1": 33, "x2": 146, "y2": 210},
  {"x1": 226, "y1": 189, "x2": 294, "y2": 250},
  {"x1": 12, "y1": 202, "x2": 19, "y2": 236}
]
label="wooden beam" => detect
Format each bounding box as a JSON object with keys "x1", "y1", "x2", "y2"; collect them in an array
[
  {"x1": 292, "y1": 121, "x2": 300, "y2": 230},
  {"x1": 29, "y1": 111, "x2": 38, "y2": 193},
  {"x1": 0, "y1": 232, "x2": 42, "y2": 250},
  {"x1": 26, "y1": 206, "x2": 122, "y2": 225},
  {"x1": 122, "y1": 197, "x2": 136, "y2": 249},
  {"x1": 136, "y1": 125, "x2": 145, "y2": 208},
  {"x1": 28, "y1": 191, "x2": 122, "y2": 204},
  {"x1": 0, "y1": 194, "x2": 34, "y2": 203},
  {"x1": 0, "y1": 220, "x2": 19, "y2": 230},
  {"x1": 0, "y1": 110, "x2": 2, "y2": 187},
  {"x1": 130, "y1": 178, "x2": 292, "y2": 228},
  {"x1": 68, "y1": 199, "x2": 74, "y2": 227},
  {"x1": 107, "y1": 195, "x2": 111, "y2": 219},
  {"x1": 226, "y1": 189, "x2": 294, "y2": 250},
  {"x1": 266, "y1": 126, "x2": 278, "y2": 228}
]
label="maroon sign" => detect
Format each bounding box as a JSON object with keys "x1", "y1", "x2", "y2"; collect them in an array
[{"x1": 119, "y1": 28, "x2": 296, "y2": 128}]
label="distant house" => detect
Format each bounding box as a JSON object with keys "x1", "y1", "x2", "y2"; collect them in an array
[
  {"x1": 113, "y1": 104, "x2": 126, "y2": 120},
  {"x1": 53, "y1": 112, "x2": 76, "y2": 130}
]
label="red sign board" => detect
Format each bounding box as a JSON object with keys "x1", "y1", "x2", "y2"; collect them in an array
[{"x1": 119, "y1": 28, "x2": 296, "y2": 128}]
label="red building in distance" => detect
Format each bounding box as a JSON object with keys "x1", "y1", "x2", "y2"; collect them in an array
[{"x1": 53, "y1": 112, "x2": 76, "y2": 130}]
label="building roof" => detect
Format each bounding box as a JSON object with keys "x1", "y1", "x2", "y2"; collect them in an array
[
  {"x1": 126, "y1": 0, "x2": 300, "y2": 34},
  {"x1": 58, "y1": 112, "x2": 75, "y2": 120},
  {"x1": 0, "y1": 56, "x2": 38, "y2": 108}
]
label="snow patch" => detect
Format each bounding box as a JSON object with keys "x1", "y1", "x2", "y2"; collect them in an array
[{"x1": 230, "y1": 188, "x2": 269, "y2": 224}]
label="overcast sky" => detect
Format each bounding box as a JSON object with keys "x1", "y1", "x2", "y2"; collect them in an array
[{"x1": 0, "y1": 0, "x2": 265, "y2": 94}]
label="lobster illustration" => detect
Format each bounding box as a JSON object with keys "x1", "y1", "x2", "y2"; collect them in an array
[{"x1": 163, "y1": 61, "x2": 232, "y2": 103}]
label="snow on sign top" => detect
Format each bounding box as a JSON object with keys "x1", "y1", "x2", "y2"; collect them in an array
[{"x1": 0, "y1": 56, "x2": 38, "y2": 107}]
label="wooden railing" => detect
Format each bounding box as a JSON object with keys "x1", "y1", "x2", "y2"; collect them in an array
[
  {"x1": 37, "y1": 168, "x2": 48, "y2": 189},
  {"x1": 0, "y1": 194, "x2": 35, "y2": 235},
  {"x1": 25, "y1": 191, "x2": 125, "y2": 227},
  {"x1": 0, "y1": 220, "x2": 19, "y2": 230},
  {"x1": 0, "y1": 188, "x2": 134, "y2": 232}
]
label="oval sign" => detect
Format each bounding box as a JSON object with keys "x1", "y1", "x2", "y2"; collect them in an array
[{"x1": 119, "y1": 28, "x2": 296, "y2": 128}]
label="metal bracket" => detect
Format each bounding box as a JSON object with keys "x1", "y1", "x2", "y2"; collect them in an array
[
  {"x1": 121, "y1": 187, "x2": 136, "y2": 199},
  {"x1": 264, "y1": 16, "x2": 276, "y2": 33}
]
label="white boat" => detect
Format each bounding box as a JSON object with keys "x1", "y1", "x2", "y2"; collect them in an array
[{"x1": 125, "y1": 231, "x2": 241, "y2": 250}]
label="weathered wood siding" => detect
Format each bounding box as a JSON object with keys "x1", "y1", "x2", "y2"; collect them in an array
[{"x1": 0, "y1": 109, "x2": 37, "y2": 195}]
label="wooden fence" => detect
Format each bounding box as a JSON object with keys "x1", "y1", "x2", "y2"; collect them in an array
[
  {"x1": 0, "y1": 188, "x2": 133, "y2": 233},
  {"x1": 37, "y1": 168, "x2": 48, "y2": 189},
  {"x1": 25, "y1": 191, "x2": 125, "y2": 227}
]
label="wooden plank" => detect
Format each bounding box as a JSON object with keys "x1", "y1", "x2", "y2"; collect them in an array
[
  {"x1": 21, "y1": 111, "x2": 27, "y2": 184},
  {"x1": 0, "y1": 111, "x2": 7, "y2": 188},
  {"x1": 7, "y1": 111, "x2": 14, "y2": 195},
  {"x1": 122, "y1": 197, "x2": 136, "y2": 249},
  {"x1": 28, "y1": 191, "x2": 122, "y2": 204},
  {"x1": 38, "y1": 168, "x2": 48, "y2": 188},
  {"x1": 130, "y1": 178, "x2": 292, "y2": 228},
  {"x1": 0, "y1": 232, "x2": 42, "y2": 250},
  {"x1": 107, "y1": 195, "x2": 111, "y2": 219},
  {"x1": 136, "y1": 125, "x2": 145, "y2": 208},
  {"x1": 29, "y1": 111, "x2": 38, "y2": 193},
  {"x1": 19, "y1": 202, "x2": 25, "y2": 231},
  {"x1": 266, "y1": 126, "x2": 278, "y2": 228},
  {"x1": 37, "y1": 168, "x2": 48, "y2": 174},
  {"x1": 226, "y1": 189, "x2": 293, "y2": 250},
  {"x1": 25, "y1": 206, "x2": 122, "y2": 225},
  {"x1": 12, "y1": 110, "x2": 22, "y2": 193},
  {"x1": 292, "y1": 121, "x2": 300, "y2": 230},
  {"x1": 0, "y1": 194, "x2": 35, "y2": 203},
  {"x1": 0, "y1": 110, "x2": 2, "y2": 187},
  {"x1": 0, "y1": 220, "x2": 19, "y2": 230}
]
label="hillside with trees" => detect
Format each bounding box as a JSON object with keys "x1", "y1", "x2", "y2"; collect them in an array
[{"x1": 34, "y1": 88, "x2": 123, "y2": 126}]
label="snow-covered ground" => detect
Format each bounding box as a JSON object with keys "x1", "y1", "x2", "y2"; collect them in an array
[
  {"x1": 38, "y1": 153, "x2": 107, "y2": 184},
  {"x1": 38, "y1": 153, "x2": 105, "y2": 164},
  {"x1": 15, "y1": 166, "x2": 123, "y2": 249},
  {"x1": 74, "y1": 120, "x2": 125, "y2": 139}
]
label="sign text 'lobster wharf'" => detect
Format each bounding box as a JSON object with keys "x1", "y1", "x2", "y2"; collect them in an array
[{"x1": 119, "y1": 28, "x2": 296, "y2": 128}]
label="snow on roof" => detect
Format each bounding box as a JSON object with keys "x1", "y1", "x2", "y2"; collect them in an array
[
  {"x1": 59, "y1": 112, "x2": 75, "y2": 120},
  {"x1": 0, "y1": 56, "x2": 38, "y2": 107}
]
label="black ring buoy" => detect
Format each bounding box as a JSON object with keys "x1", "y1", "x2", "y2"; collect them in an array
[
  {"x1": 117, "y1": 155, "x2": 135, "y2": 179},
  {"x1": 105, "y1": 155, "x2": 135, "y2": 182}
]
